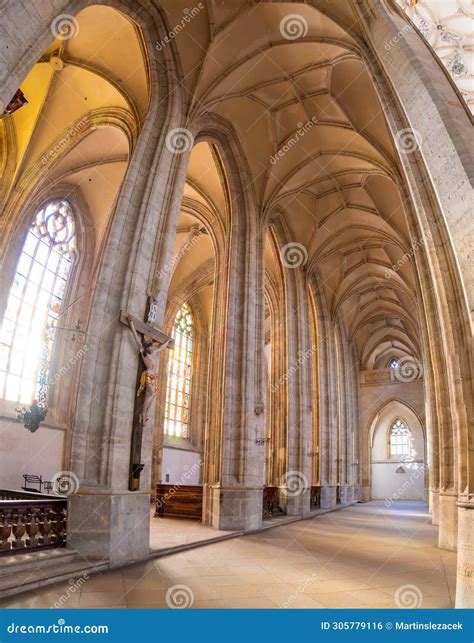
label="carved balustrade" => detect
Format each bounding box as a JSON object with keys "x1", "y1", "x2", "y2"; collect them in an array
[{"x1": 0, "y1": 490, "x2": 67, "y2": 555}]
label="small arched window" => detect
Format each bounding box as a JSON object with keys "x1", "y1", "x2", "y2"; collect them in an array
[
  {"x1": 163, "y1": 303, "x2": 193, "y2": 438},
  {"x1": 0, "y1": 200, "x2": 77, "y2": 405},
  {"x1": 388, "y1": 357, "x2": 400, "y2": 370},
  {"x1": 389, "y1": 419, "x2": 412, "y2": 458}
]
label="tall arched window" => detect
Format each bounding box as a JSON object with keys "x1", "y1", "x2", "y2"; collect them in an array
[
  {"x1": 163, "y1": 303, "x2": 193, "y2": 438},
  {"x1": 389, "y1": 418, "x2": 412, "y2": 458},
  {"x1": 0, "y1": 200, "x2": 77, "y2": 406}
]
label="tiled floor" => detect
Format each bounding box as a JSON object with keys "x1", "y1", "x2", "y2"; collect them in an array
[
  {"x1": 0, "y1": 501, "x2": 456, "y2": 609},
  {"x1": 149, "y1": 513, "x2": 239, "y2": 551}
]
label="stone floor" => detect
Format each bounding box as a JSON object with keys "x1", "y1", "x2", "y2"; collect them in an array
[
  {"x1": 0, "y1": 501, "x2": 456, "y2": 609},
  {"x1": 149, "y1": 513, "x2": 239, "y2": 551}
]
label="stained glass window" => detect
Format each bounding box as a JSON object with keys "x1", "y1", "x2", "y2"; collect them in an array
[
  {"x1": 388, "y1": 358, "x2": 400, "y2": 369},
  {"x1": 163, "y1": 303, "x2": 193, "y2": 438},
  {"x1": 0, "y1": 200, "x2": 76, "y2": 406},
  {"x1": 389, "y1": 419, "x2": 412, "y2": 457}
]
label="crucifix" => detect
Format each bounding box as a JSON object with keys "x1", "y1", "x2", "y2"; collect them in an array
[{"x1": 120, "y1": 307, "x2": 174, "y2": 491}]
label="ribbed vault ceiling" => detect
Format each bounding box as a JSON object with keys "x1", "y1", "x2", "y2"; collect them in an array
[{"x1": 166, "y1": 1, "x2": 421, "y2": 370}]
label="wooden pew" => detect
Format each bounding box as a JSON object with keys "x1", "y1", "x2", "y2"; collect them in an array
[{"x1": 155, "y1": 484, "x2": 203, "y2": 519}]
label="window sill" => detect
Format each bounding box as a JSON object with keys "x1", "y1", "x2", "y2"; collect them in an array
[{"x1": 161, "y1": 435, "x2": 201, "y2": 452}]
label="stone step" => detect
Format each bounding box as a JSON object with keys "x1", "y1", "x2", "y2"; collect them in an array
[
  {"x1": 0, "y1": 553, "x2": 108, "y2": 599},
  {"x1": 0, "y1": 548, "x2": 77, "y2": 577}
]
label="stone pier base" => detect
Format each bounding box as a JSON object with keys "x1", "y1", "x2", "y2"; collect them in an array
[
  {"x1": 205, "y1": 485, "x2": 263, "y2": 532},
  {"x1": 429, "y1": 488, "x2": 439, "y2": 525},
  {"x1": 455, "y1": 501, "x2": 474, "y2": 608},
  {"x1": 285, "y1": 488, "x2": 311, "y2": 517},
  {"x1": 320, "y1": 485, "x2": 337, "y2": 510},
  {"x1": 438, "y1": 492, "x2": 458, "y2": 551},
  {"x1": 339, "y1": 485, "x2": 354, "y2": 505},
  {"x1": 68, "y1": 491, "x2": 151, "y2": 566}
]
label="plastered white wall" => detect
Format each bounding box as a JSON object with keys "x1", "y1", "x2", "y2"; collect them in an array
[{"x1": 0, "y1": 419, "x2": 64, "y2": 490}]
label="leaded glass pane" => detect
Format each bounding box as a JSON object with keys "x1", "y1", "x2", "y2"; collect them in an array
[
  {"x1": 163, "y1": 303, "x2": 194, "y2": 438},
  {"x1": 0, "y1": 199, "x2": 77, "y2": 405}
]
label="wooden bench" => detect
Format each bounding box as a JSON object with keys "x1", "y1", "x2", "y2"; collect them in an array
[
  {"x1": 155, "y1": 484, "x2": 203, "y2": 519},
  {"x1": 22, "y1": 474, "x2": 43, "y2": 493}
]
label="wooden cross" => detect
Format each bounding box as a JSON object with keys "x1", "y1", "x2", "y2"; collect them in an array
[{"x1": 120, "y1": 308, "x2": 174, "y2": 491}]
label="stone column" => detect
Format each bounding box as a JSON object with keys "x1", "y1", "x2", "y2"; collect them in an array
[
  {"x1": 202, "y1": 127, "x2": 266, "y2": 532},
  {"x1": 357, "y1": 3, "x2": 473, "y2": 585},
  {"x1": 310, "y1": 279, "x2": 338, "y2": 511},
  {"x1": 268, "y1": 220, "x2": 313, "y2": 518}
]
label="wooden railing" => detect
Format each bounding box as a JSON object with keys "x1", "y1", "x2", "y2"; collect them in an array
[{"x1": 0, "y1": 489, "x2": 67, "y2": 556}]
